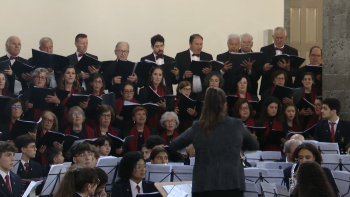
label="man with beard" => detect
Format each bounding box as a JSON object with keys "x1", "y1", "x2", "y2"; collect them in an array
[{"x1": 140, "y1": 34, "x2": 177, "y2": 92}]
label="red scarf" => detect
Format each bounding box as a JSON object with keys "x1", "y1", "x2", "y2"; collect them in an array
[
  {"x1": 64, "y1": 123, "x2": 95, "y2": 139},
  {"x1": 302, "y1": 89, "x2": 316, "y2": 103},
  {"x1": 9, "y1": 121, "x2": 13, "y2": 132},
  {"x1": 40, "y1": 130, "x2": 48, "y2": 166},
  {"x1": 128, "y1": 125, "x2": 151, "y2": 151},
  {"x1": 147, "y1": 87, "x2": 165, "y2": 129},
  {"x1": 60, "y1": 88, "x2": 76, "y2": 129},
  {"x1": 95, "y1": 124, "x2": 118, "y2": 137},
  {"x1": 271, "y1": 86, "x2": 276, "y2": 95},
  {"x1": 116, "y1": 97, "x2": 137, "y2": 115},
  {"x1": 306, "y1": 115, "x2": 321, "y2": 130},
  {"x1": 161, "y1": 130, "x2": 179, "y2": 145},
  {"x1": 262, "y1": 117, "x2": 284, "y2": 152},
  {"x1": 235, "y1": 92, "x2": 253, "y2": 101},
  {"x1": 291, "y1": 124, "x2": 301, "y2": 132},
  {"x1": 174, "y1": 97, "x2": 180, "y2": 108},
  {"x1": 245, "y1": 118, "x2": 255, "y2": 127}
]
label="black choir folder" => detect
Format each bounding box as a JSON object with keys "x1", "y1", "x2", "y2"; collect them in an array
[
  {"x1": 76, "y1": 54, "x2": 101, "y2": 73},
  {"x1": 55, "y1": 89, "x2": 70, "y2": 101},
  {"x1": 266, "y1": 130, "x2": 286, "y2": 145},
  {"x1": 304, "y1": 65, "x2": 322, "y2": 76},
  {"x1": 39, "y1": 131, "x2": 79, "y2": 149},
  {"x1": 135, "y1": 61, "x2": 155, "y2": 83},
  {"x1": 0, "y1": 96, "x2": 12, "y2": 119},
  {"x1": 136, "y1": 193, "x2": 161, "y2": 197},
  {"x1": 272, "y1": 85, "x2": 294, "y2": 101},
  {"x1": 11, "y1": 60, "x2": 34, "y2": 75},
  {"x1": 0, "y1": 59, "x2": 10, "y2": 71},
  {"x1": 114, "y1": 60, "x2": 136, "y2": 83},
  {"x1": 270, "y1": 54, "x2": 306, "y2": 70},
  {"x1": 107, "y1": 133, "x2": 135, "y2": 148},
  {"x1": 120, "y1": 101, "x2": 159, "y2": 119},
  {"x1": 29, "y1": 87, "x2": 55, "y2": 110},
  {"x1": 148, "y1": 86, "x2": 176, "y2": 104},
  {"x1": 88, "y1": 93, "x2": 117, "y2": 117},
  {"x1": 31, "y1": 49, "x2": 69, "y2": 71},
  {"x1": 65, "y1": 94, "x2": 89, "y2": 108},
  {"x1": 189, "y1": 60, "x2": 211, "y2": 78},
  {"x1": 177, "y1": 93, "x2": 196, "y2": 118},
  {"x1": 297, "y1": 98, "x2": 314, "y2": 111},
  {"x1": 228, "y1": 52, "x2": 264, "y2": 72},
  {"x1": 289, "y1": 124, "x2": 316, "y2": 137},
  {"x1": 246, "y1": 126, "x2": 266, "y2": 136},
  {"x1": 10, "y1": 118, "x2": 42, "y2": 140}
]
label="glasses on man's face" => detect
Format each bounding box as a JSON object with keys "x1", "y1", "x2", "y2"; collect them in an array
[
  {"x1": 117, "y1": 50, "x2": 129, "y2": 54},
  {"x1": 72, "y1": 112, "x2": 82, "y2": 117},
  {"x1": 100, "y1": 114, "x2": 111, "y2": 119},
  {"x1": 239, "y1": 107, "x2": 249, "y2": 111},
  {"x1": 93, "y1": 80, "x2": 103, "y2": 84},
  {"x1": 135, "y1": 164, "x2": 147, "y2": 170},
  {"x1": 0, "y1": 77, "x2": 6, "y2": 81},
  {"x1": 164, "y1": 119, "x2": 176, "y2": 124},
  {"x1": 11, "y1": 105, "x2": 22, "y2": 110},
  {"x1": 77, "y1": 152, "x2": 93, "y2": 158},
  {"x1": 35, "y1": 76, "x2": 46, "y2": 81},
  {"x1": 123, "y1": 90, "x2": 134, "y2": 94},
  {"x1": 43, "y1": 118, "x2": 54, "y2": 124},
  {"x1": 182, "y1": 88, "x2": 191, "y2": 91}
]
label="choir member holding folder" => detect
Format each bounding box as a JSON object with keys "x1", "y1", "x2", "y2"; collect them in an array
[
  {"x1": 91, "y1": 105, "x2": 119, "y2": 137},
  {"x1": 139, "y1": 66, "x2": 172, "y2": 130},
  {"x1": 232, "y1": 99, "x2": 261, "y2": 127},
  {"x1": 196, "y1": 71, "x2": 225, "y2": 101},
  {"x1": 64, "y1": 106, "x2": 96, "y2": 139},
  {"x1": 127, "y1": 107, "x2": 158, "y2": 152},
  {"x1": 160, "y1": 112, "x2": 182, "y2": 162},
  {"x1": 0, "y1": 71, "x2": 11, "y2": 97},
  {"x1": 260, "y1": 97, "x2": 285, "y2": 152},
  {"x1": 115, "y1": 82, "x2": 138, "y2": 131},
  {"x1": 56, "y1": 66, "x2": 86, "y2": 129},
  {"x1": 305, "y1": 96, "x2": 323, "y2": 131},
  {"x1": 261, "y1": 70, "x2": 293, "y2": 104},
  {"x1": 0, "y1": 60, "x2": 14, "y2": 97},
  {"x1": 0, "y1": 98, "x2": 24, "y2": 142},
  {"x1": 260, "y1": 27, "x2": 299, "y2": 94},
  {"x1": 85, "y1": 74, "x2": 105, "y2": 125},
  {"x1": 174, "y1": 81, "x2": 197, "y2": 133}
]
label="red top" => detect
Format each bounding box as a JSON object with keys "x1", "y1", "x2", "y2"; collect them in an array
[
  {"x1": 128, "y1": 125, "x2": 151, "y2": 151},
  {"x1": 235, "y1": 91, "x2": 253, "y2": 101}
]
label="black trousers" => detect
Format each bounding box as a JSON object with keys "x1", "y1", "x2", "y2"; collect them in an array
[{"x1": 193, "y1": 189, "x2": 244, "y2": 197}]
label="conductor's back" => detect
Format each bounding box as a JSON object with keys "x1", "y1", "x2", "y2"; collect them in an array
[{"x1": 169, "y1": 87, "x2": 259, "y2": 197}]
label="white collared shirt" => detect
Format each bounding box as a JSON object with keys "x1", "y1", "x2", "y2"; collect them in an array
[
  {"x1": 50, "y1": 71, "x2": 57, "y2": 88},
  {"x1": 153, "y1": 53, "x2": 164, "y2": 65},
  {"x1": 7, "y1": 53, "x2": 22, "y2": 95},
  {"x1": 328, "y1": 117, "x2": 340, "y2": 133},
  {"x1": 75, "y1": 51, "x2": 85, "y2": 61},
  {"x1": 129, "y1": 179, "x2": 143, "y2": 197},
  {"x1": 21, "y1": 159, "x2": 29, "y2": 171},
  {"x1": 274, "y1": 44, "x2": 285, "y2": 55},
  {"x1": 189, "y1": 49, "x2": 202, "y2": 93},
  {"x1": 6, "y1": 53, "x2": 17, "y2": 65},
  {"x1": 0, "y1": 169, "x2": 11, "y2": 191},
  {"x1": 76, "y1": 52, "x2": 86, "y2": 89}
]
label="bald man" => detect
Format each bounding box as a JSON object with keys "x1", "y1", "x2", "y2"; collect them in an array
[
  {"x1": 0, "y1": 36, "x2": 31, "y2": 95},
  {"x1": 290, "y1": 134, "x2": 305, "y2": 141}
]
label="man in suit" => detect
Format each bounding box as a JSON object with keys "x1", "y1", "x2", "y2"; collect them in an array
[
  {"x1": 315, "y1": 98, "x2": 350, "y2": 153},
  {"x1": 67, "y1": 33, "x2": 98, "y2": 90},
  {"x1": 259, "y1": 27, "x2": 298, "y2": 95},
  {"x1": 28, "y1": 37, "x2": 59, "y2": 88},
  {"x1": 140, "y1": 34, "x2": 178, "y2": 93},
  {"x1": 294, "y1": 46, "x2": 323, "y2": 95},
  {"x1": 175, "y1": 34, "x2": 213, "y2": 95},
  {"x1": 0, "y1": 36, "x2": 32, "y2": 95},
  {"x1": 0, "y1": 141, "x2": 22, "y2": 197},
  {"x1": 277, "y1": 139, "x2": 302, "y2": 163},
  {"x1": 14, "y1": 134, "x2": 42, "y2": 179}
]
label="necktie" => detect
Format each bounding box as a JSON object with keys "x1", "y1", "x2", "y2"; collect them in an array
[
  {"x1": 136, "y1": 185, "x2": 141, "y2": 194},
  {"x1": 5, "y1": 175, "x2": 12, "y2": 195},
  {"x1": 10, "y1": 56, "x2": 18, "y2": 60},
  {"x1": 24, "y1": 162, "x2": 29, "y2": 175},
  {"x1": 330, "y1": 122, "x2": 336, "y2": 143},
  {"x1": 156, "y1": 55, "x2": 163, "y2": 60},
  {"x1": 78, "y1": 53, "x2": 84, "y2": 57},
  {"x1": 192, "y1": 54, "x2": 200, "y2": 57},
  {"x1": 275, "y1": 47, "x2": 283, "y2": 51}
]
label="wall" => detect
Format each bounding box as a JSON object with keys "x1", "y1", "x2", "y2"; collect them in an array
[
  {"x1": 0, "y1": 0, "x2": 284, "y2": 61},
  {"x1": 323, "y1": 0, "x2": 350, "y2": 120}
]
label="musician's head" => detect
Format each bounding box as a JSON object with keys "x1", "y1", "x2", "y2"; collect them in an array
[
  {"x1": 151, "y1": 34, "x2": 165, "y2": 56},
  {"x1": 114, "y1": 42, "x2": 129, "y2": 61},
  {"x1": 71, "y1": 142, "x2": 93, "y2": 166},
  {"x1": 284, "y1": 139, "x2": 302, "y2": 163},
  {"x1": 150, "y1": 148, "x2": 169, "y2": 164},
  {"x1": 75, "y1": 33, "x2": 88, "y2": 54},
  {"x1": 94, "y1": 167, "x2": 108, "y2": 197},
  {"x1": 15, "y1": 134, "x2": 37, "y2": 159},
  {"x1": 0, "y1": 141, "x2": 17, "y2": 173},
  {"x1": 272, "y1": 27, "x2": 287, "y2": 48},
  {"x1": 292, "y1": 143, "x2": 322, "y2": 164},
  {"x1": 94, "y1": 136, "x2": 112, "y2": 157},
  {"x1": 321, "y1": 98, "x2": 341, "y2": 119},
  {"x1": 146, "y1": 136, "x2": 165, "y2": 151},
  {"x1": 118, "y1": 152, "x2": 146, "y2": 182},
  {"x1": 189, "y1": 34, "x2": 203, "y2": 54},
  {"x1": 45, "y1": 147, "x2": 64, "y2": 165}
]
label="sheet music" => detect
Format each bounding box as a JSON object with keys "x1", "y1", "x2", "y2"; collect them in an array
[
  {"x1": 261, "y1": 182, "x2": 288, "y2": 197},
  {"x1": 22, "y1": 180, "x2": 43, "y2": 197},
  {"x1": 318, "y1": 142, "x2": 340, "y2": 154},
  {"x1": 189, "y1": 157, "x2": 195, "y2": 166},
  {"x1": 332, "y1": 171, "x2": 350, "y2": 197},
  {"x1": 40, "y1": 163, "x2": 71, "y2": 196},
  {"x1": 244, "y1": 168, "x2": 268, "y2": 194},
  {"x1": 11, "y1": 153, "x2": 22, "y2": 174},
  {"x1": 265, "y1": 169, "x2": 284, "y2": 186},
  {"x1": 163, "y1": 184, "x2": 192, "y2": 197},
  {"x1": 171, "y1": 165, "x2": 193, "y2": 182},
  {"x1": 96, "y1": 156, "x2": 122, "y2": 184},
  {"x1": 244, "y1": 181, "x2": 259, "y2": 197},
  {"x1": 257, "y1": 162, "x2": 293, "y2": 170},
  {"x1": 146, "y1": 164, "x2": 172, "y2": 182},
  {"x1": 261, "y1": 151, "x2": 281, "y2": 160},
  {"x1": 322, "y1": 154, "x2": 341, "y2": 171}
]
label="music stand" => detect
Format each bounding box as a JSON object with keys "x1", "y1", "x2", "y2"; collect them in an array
[
  {"x1": 11, "y1": 153, "x2": 22, "y2": 174},
  {"x1": 332, "y1": 171, "x2": 350, "y2": 197},
  {"x1": 39, "y1": 164, "x2": 70, "y2": 196},
  {"x1": 96, "y1": 156, "x2": 122, "y2": 191}
]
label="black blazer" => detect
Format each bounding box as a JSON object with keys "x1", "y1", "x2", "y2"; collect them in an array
[
  {"x1": 17, "y1": 160, "x2": 43, "y2": 179},
  {"x1": 67, "y1": 53, "x2": 98, "y2": 88},
  {"x1": 0, "y1": 171, "x2": 22, "y2": 197},
  {"x1": 216, "y1": 51, "x2": 261, "y2": 95},
  {"x1": 0, "y1": 55, "x2": 30, "y2": 94},
  {"x1": 111, "y1": 179, "x2": 158, "y2": 197},
  {"x1": 140, "y1": 53, "x2": 177, "y2": 92},
  {"x1": 259, "y1": 44, "x2": 298, "y2": 95},
  {"x1": 175, "y1": 49, "x2": 213, "y2": 82},
  {"x1": 283, "y1": 166, "x2": 338, "y2": 196},
  {"x1": 314, "y1": 119, "x2": 350, "y2": 153},
  {"x1": 0, "y1": 120, "x2": 11, "y2": 141}
]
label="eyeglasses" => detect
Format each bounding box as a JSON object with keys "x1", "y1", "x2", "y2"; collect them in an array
[
  {"x1": 209, "y1": 79, "x2": 219, "y2": 83},
  {"x1": 77, "y1": 152, "x2": 93, "y2": 157},
  {"x1": 238, "y1": 81, "x2": 247, "y2": 85},
  {"x1": 72, "y1": 112, "x2": 82, "y2": 117},
  {"x1": 93, "y1": 80, "x2": 103, "y2": 84},
  {"x1": 117, "y1": 50, "x2": 129, "y2": 54},
  {"x1": 276, "y1": 77, "x2": 285, "y2": 81},
  {"x1": 135, "y1": 164, "x2": 148, "y2": 170},
  {"x1": 0, "y1": 77, "x2": 6, "y2": 81},
  {"x1": 182, "y1": 88, "x2": 191, "y2": 91},
  {"x1": 35, "y1": 76, "x2": 47, "y2": 80},
  {"x1": 11, "y1": 105, "x2": 22, "y2": 109},
  {"x1": 239, "y1": 107, "x2": 249, "y2": 111},
  {"x1": 100, "y1": 114, "x2": 111, "y2": 118},
  {"x1": 43, "y1": 117, "x2": 54, "y2": 123},
  {"x1": 123, "y1": 90, "x2": 134, "y2": 94},
  {"x1": 164, "y1": 119, "x2": 176, "y2": 124}
]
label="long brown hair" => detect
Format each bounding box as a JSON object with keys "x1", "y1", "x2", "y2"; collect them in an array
[
  {"x1": 53, "y1": 165, "x2": 99, "y2": 197},
  {"x1": 0, "y1": 71, "x2": 10, "y2": 96},
  {"x1": 58, "y1": 65, "x2": 81, "y2": 94},
  {"x1": 199, "y1": 87, "x2": 227, "y2": 138},
  {"x1": 147, "y1": 66, "x2": 166, "y2": 91},
  {"x1": 293, "y1": 161, "x2": 335, "y2": 197},
  {"x1": 283, "y1": 102, "x2": 300, "y2": 129}
]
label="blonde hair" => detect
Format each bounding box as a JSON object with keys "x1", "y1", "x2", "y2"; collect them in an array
[
  {"x1": 40, "y1": 111, "x2": 59, "y2": 131},
  {"x1": 68, "y1": 106, "x2": 86, "y2": 123}
]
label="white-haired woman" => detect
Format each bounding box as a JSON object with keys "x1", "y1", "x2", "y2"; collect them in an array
[{"x1": 160, "y1": 112, "x2": 180, "y2": 145}]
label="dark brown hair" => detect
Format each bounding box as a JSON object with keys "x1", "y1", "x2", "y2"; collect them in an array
[
  {"x1": 199, "y1": 87, "x2": 227, "y2": 138},
  {"x1": 87, "y1": 74, "x2": 105, "y2": 95},
  {"x1": 97, "y1": 105, "x2": 115, "y2": 123},
  {"x1": 147, "y1": 66, "x2": 166, "y2": 91},
  {"x1": 309, "y1": 46, "x2": 323, "y2": 57},
  {"x1": 292, "y1": 143, "x2": 322, "y2": 164},
  {"x1": 189, "y1": 34, "x2": 203, "y2": 43},
  {"x1": 176, "y1": 81, "x2": 191, "y2": 93},
  {"x1": 283, "y1": 102, "x2": 300, "y2": 129},
  {"x1": 0, "y1": 141, "x2": 17, "y2": 157},
  {"x1": 260, "y1": 96, "x2": 283, "y2": 123},
  {"x1": 0, "y1": 71, "x2": 10, "y2": 96},
  {"x1": 58, "y1": 65, "x2": 81, "y2": 94},
  {"x1": 293, "y1": 161, "x2": 335, "y2": 197},
  {"x1": 232, "y1": 99, "x2": 255, "y2": 118},
  {"x1": 271, "y1": 69, "x2": 288, "y2": 84},
  {"x1": 75, "y1": 33, "x2": 87, "y2": 42}
]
